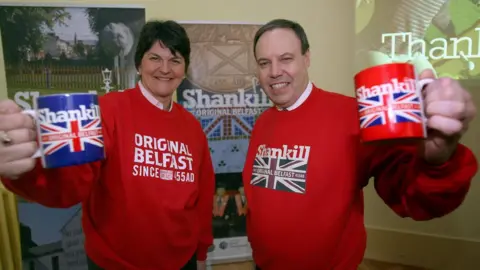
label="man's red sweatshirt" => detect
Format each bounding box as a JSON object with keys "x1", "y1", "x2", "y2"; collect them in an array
[
  {"x1": 242, "y1": 85, "x2": 478, "y2": 270},
  {"x1": 1, "y1": 86, "x2": 215, "y2": 269}
]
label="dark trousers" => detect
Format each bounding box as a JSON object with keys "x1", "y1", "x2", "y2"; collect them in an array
[{"x1": 87, "y1": 253, "x2": 197, "y2": 270}]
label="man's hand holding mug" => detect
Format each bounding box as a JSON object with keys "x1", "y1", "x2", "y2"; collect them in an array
[
  {"x1": 420, "y1": 69, "x2": 476, "y2": 164},
  {"x1": 354, "y1": 63, "x2": 476, "y2": 164}
]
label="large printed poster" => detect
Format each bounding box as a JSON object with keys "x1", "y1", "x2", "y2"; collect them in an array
[
  {"x1": 0, "y1": 4, "x2": 145, "y2": 269},
  {"x1": 177, "y1": 22, "x2": 271, "y2": 260},
  {"x1": 355, "y1": 0, "x2": 480, "y2": 84}
]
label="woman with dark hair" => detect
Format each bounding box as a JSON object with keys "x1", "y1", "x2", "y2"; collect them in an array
[{"x1": 0, "y1": 20, "x2": 214, "y2": 270}]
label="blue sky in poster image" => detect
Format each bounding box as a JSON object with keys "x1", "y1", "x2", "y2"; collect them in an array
[{"x1": 18, "y1": 203, "x2": 81, "y2": 245}]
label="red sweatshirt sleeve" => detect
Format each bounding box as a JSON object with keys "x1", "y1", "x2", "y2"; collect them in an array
[
  {"x1": 196, "y1": 134, "x2": 215, "y2": 261},
  {"x1": 361, "y1": 143, "x2": 478, "y2": 220},
  {"x1": 1, "y1": 160, "x2": 102, "y2": 208},
  {"x1": 0, "y1": 95, "x2": 115, "y2": 208}
]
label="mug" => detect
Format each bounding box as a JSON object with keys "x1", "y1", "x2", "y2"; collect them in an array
[
  {"x1": 24, "y1": 93, "x2": 105, "y2": 169},
  {"x1": 353, "y1": 63, "x2": 434, "y2": 142}
]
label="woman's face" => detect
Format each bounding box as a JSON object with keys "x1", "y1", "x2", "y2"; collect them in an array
[{"x1": 138, "y1": 40, "x2": 186, "y2": 98}]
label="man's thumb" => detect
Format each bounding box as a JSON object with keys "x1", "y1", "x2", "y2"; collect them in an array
[{"x1": 418, "y1": 68, "x2": 436, "y2": 80}]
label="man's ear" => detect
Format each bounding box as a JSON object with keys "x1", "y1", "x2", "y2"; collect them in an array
[{"x1": 304, "y1": 49, "x2": 311, "y2": 68}]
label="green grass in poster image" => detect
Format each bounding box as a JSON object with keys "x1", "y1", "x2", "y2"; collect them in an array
[
  {"x1": 5, "y1": 69, "x2": 116, "y2": 108},
  {"x1": 8, "y1": 88, "x2": 108, "y2": 109},
  {"x1": 7, "y1": 88, "x2": 98, "y2": 98},
  {"x1": 425, "y1": 0, "x2": 480, "y2": 40}
]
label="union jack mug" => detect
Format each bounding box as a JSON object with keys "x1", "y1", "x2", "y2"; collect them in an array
[
  {"x1": 23, "y1": 93, "x2": 105, "y2": 168},
  {"x1": 353, "y1": 63, "x2": 434, "y2": 142}
]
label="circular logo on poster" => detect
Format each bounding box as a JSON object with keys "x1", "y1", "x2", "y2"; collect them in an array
[{"x1": 182, "y1": 23, "x2": 261, "y2": 93}]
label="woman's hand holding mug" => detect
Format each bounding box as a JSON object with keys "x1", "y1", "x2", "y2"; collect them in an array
[{"x1": 0, "y1": 99, "x2": 38, "y2": 179}]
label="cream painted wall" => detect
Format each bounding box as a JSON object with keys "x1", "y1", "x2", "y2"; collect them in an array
[{"x1": 0, "y1": 0, "x2": 479, "y2": 269}]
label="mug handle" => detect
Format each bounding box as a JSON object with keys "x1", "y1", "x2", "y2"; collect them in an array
[
  {"x1": 417, "y1": 78, "x2": 434, "y2": 92},
  {"x1": 22, "y1": 110, "x2": 41, "y2": 159},
  {"x1": 417, "y1": 78, "x2": 435, "y2": 128}
]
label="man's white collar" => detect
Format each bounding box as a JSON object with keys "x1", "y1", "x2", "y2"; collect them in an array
[{"x1": 276, "y1": 81, "x2": 313, "y2": 111}]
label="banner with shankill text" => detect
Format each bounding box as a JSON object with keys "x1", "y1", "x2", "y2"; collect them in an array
[{"x1": 177, "y1": 21, "x2": 271, "y2": 262}]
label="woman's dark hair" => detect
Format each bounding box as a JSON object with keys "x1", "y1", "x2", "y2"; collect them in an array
[{"x1": 134, "y1": 20, "x2": 191, "y2": 72}]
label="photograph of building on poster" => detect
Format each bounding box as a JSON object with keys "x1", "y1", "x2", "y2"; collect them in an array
[
  {"x1": 355, "y1": 0, "x2": 480, "y2": 81},
  {"x1": 0, "y1": 4, "x2": 145, "y2": 270},
  {"x1": 0, "y1": 5, "x2": 145, "y2": 110},
  {"x1": 176, "y1": 22, "x2": 271, "y2": 246}
]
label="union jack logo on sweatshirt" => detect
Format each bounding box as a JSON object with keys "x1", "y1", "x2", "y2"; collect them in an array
[{"x1": 250, "y1": 144, "x2": 310, "y2": 194}]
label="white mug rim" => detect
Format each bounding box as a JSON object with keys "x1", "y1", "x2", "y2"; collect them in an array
[{"x1": 37, "y1": 92, "x2": 97, "y2": 98}]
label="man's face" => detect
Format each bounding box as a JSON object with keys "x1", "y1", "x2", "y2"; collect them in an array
[{"x1": 255, "y1": 28, "x2": 310, "y2": 108}]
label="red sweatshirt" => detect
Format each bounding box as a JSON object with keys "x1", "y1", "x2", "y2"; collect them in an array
[
  {"x1": 2, "y1": 85, "x2": 215, "y2": 269},
  {"x1": 242, "y1": 85, "x2": 478, "y2": 270}
]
